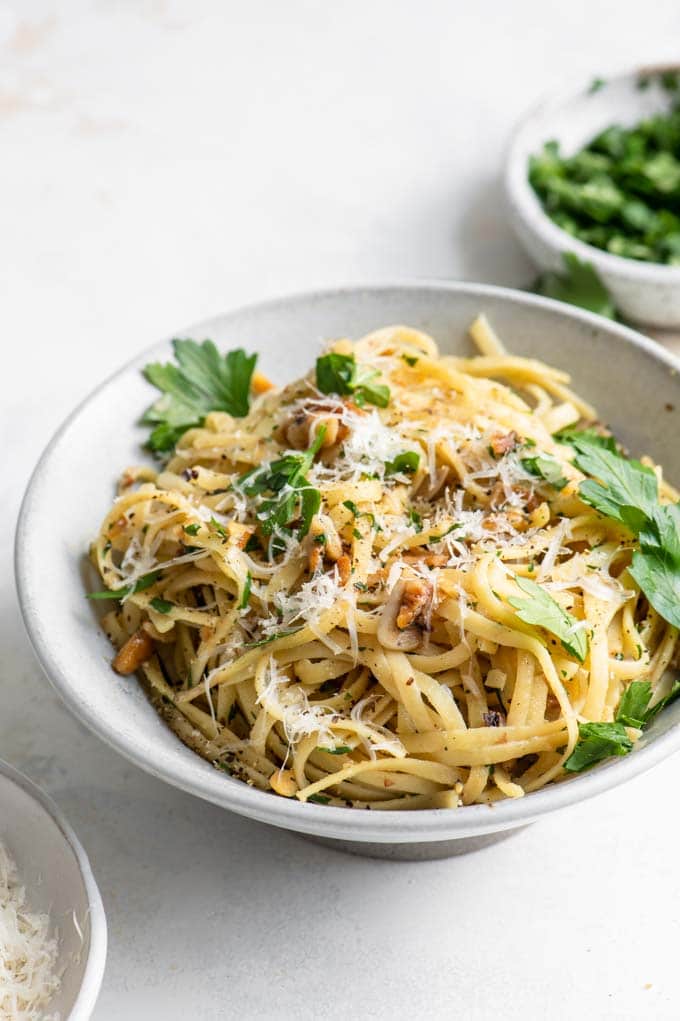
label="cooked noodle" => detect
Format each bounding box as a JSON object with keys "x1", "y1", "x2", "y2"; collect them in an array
[{"x1": 90, "y1": 317, "x2": 679, "y2": 809}]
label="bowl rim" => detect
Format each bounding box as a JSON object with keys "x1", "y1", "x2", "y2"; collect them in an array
[
  {"x1": 505, "y1": 61, "x2": 680, "y2": 282},
  {"x1": 14, "y1": 279, "x2": 680, "y2": 843},
  {"x1": 0, "y1": 758, "x2": 107, "y2": 1020}
]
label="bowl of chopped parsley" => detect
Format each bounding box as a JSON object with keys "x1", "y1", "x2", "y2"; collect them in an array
[{"x1": 506, "y1": 65, "x2": 680, "y2": 327}]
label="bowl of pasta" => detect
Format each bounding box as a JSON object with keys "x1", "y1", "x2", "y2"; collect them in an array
[{"x1": 15, "y1": 282, "x2": 680, "y2": 859}]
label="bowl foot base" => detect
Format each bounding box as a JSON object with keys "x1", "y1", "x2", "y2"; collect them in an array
[{"x1": 301, "y1": 824, "x2": 530, "y2": 861}]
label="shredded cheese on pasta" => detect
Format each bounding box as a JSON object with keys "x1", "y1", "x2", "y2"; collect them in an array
[{"x1": 90, "y1": 317, "x2": 679, "y2": 809}]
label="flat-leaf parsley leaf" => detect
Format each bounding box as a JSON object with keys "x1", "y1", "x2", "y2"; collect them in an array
[{"x1": 142, "y1": 340, "x2": 257, "y2": 452}]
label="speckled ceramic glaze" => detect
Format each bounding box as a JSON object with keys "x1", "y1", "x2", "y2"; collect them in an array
[
  {"x1": 506, "y1": 65, "x2": 680, "y2": 327},
  {"x1": 0, "y1": 760, "x2": 107, "y2": 1018},
  {"x1": 15, "y1": 283, "x2": 680, "y2": 859}
]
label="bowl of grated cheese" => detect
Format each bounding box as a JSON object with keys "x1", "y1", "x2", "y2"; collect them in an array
[{"x1": 0, "y1": 759, "x2": 107, "y2": 1020}]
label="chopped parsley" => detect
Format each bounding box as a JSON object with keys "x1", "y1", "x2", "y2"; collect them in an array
[
  {"x1": 210, "y1": 517, "x2": 228, "y2": 539},
  {"x1": 563, "y1": 722, "x2": 633, "y2": 772},
  {"x1": 529, "y1": 102, "x2": 680, "y2": 267},
  {"x1": 315, "y1": 352, "x2": 390, "y2": 408},
  {"x1": 384, "y1": 451, "x2": 420, "y2": 476},
  {"x1": 237, "y1": 572, "x2": 252, "y2": 610},
  {"x1": 565, "y1": 432, "x2": 680, "y2": 630},
  {"x1": 237, "y1": 427, "x2": 326, "y2": 539},
  {"x1": 88, "y1": 570, "x2": 160, "y2": 601},
  {"x1": 246, "y1": 628, "x2": 303, "y2": 648},
  {"x1": 521, "y1": 454, "x2": 567, "y2": 491},
  {"x1": 533, "y1": 253, "x2": 617, "y2": 319},
  {"x1": 150, "y1": 597, "x2": 174, "y2": 614},
  {"x1": 564, "y1": 678, "x2": 680, "y2": 772},
  {"x1": 408, "y1": 508, "x2": 423, "y2": 532},
  {"x1": 508, "y1": 576, "x2": 588, "y2": 662},
  {"x1": 142, "y1": 340, "x2": 257, "y2": 452}
]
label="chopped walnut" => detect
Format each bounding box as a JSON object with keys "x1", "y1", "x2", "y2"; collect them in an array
[
  {"x1": 308, "y1": 514, "x2": 344, "y2": 574},
  {"x1": 402, "y1": 551, "x2": 449, "y2": 568},
  {"x1": 396, "y1": 578, "x2": 433, "y2": 629},
  {"x1": 489, "y1": 431, "x2": 517, "y2": 458},
  {"x1": 336, "y1": 554, "x2": 352, "y2": 586}
]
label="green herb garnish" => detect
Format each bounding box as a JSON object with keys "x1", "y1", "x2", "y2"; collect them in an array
[
  {"x1": 508, "y1": 575, "x2": 588, "y2": 662},
  {"x1": 246, "y1": 628, "x2": 303, "y2": 648},
  {"x1": 564, "y1": 678, "x2": 680, "y2": 772},
  {"x1": 238, "y1": 571, "x2": 252, "y2": 610},
  {"x1": 533, "y1": 253, "x2": 617, "y2": 319},
  {"x1": 142, "y1": 340, "x2": 257, "y2": 452},
  {"x1": 316, "y1": 353, "x2": 390, "y2": 408},
  {"x1": 563, "y1": 722, "x2": 633, "y2": 772},
  {"x1": 565, "y1": 432, "x2": 680, "y2": 629},
  {"x1": 521, "y1": 454, "x2": 568, "y2": 490},
  {"x1": 210, "y1": 517, "x2": 228, "y2": 539},
  {"x1": 237, "y1": 427, "x2": 326, "y2": 540},
  {"x1": 88, "y1": 570, "x2": 160, "y2": 601},
  {"x1": 408, "y1": 508, "x2": 423, "y2": 532},
  {"x1": 183, "y1": 523, "x2": 201, "y2": 536},
  {"x1": 150, "y1": 597, "x2": 174, "y2": 614},
  {"x1": 529, "y1": 101, "x2": 680, "y2": 267},
  {"x1": 385, "y1": 451, "x2": 420, "y2": 476}
]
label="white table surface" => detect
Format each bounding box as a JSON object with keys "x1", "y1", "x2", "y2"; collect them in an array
[{"x1": 4, "y1": 2, "x2": 680, "y2": 1018}]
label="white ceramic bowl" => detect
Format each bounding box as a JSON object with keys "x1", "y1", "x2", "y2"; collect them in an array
[
  {"x1": 15, "y1": 283, "x2": 680, "y2": 859},
  {"x1": 506, "y1": 65, "x2": 680, "y2": 327},
  {"x1": 0, "y1": 760, "x2": 107, "y2": 1018}
]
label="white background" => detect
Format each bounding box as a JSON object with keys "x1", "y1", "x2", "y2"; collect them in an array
[{"x1": 4, "y1": 2, "x2": 680, "y2": 1018}]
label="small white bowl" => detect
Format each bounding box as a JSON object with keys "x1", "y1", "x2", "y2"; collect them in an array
[
  {"x1": 15, "y1": 283, "x2": 680, "y2": 859},
  {"x1": 506, "y1": 64, "x2": 680, "y2": 327},
  {"x1": 0, "y1": 760, "x2": 107, "y2": 1019}
]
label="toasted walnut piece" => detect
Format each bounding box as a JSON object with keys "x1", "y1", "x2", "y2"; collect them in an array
[
  {"x1": 403, "y1": 551, "x2": 449, "y2": 568},
  {"x1": 377, "y1": 581, "x2": 421, "y2": 651},
  {"x1": 396, "y1": 578, "x2": 433, "y2": 629},
  {"x1": 251, "y1": 371, "x2": 274, "y2": 394},
  {"x1": 336, "y1": 554, "x2": 352, "y2": 586},
  {"x1": 227, "y1": 521, "x2": 254, "y2": 548},
  {"x1": 112, "y1": 629, "x2": 155, "y2": 675},
  {"x1": 309, "y1": 514, "x2": 342, "y2": 560},
  {"x1": 489, "y1": 431, "x2": 517, "y2": 457},
  {"x1": 483, "y1": 509, "x2": 529, "y2": 533},
  {"x1": 309, "y1": 544, "x2": 323, "y2": 574},
  {"x1": 270, "y1": 768, "x2": 298, "y2": 797}
]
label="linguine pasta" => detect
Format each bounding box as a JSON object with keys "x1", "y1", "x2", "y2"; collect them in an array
[{"x1": 90, "y1": 318, "x2": 680, "y2": 809}]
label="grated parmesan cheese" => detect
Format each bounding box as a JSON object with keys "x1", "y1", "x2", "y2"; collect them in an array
[
  {"x1": 310, "y1": 409, "x2": 416, "y2": 484},
  {"x1": 257, "y1": 658, "x2": 338, "y2": 748},
  {"x1": 0, "y1": 842, "x2": 60, "y2": 1021}
]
